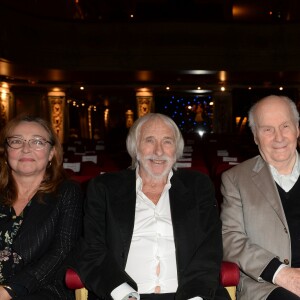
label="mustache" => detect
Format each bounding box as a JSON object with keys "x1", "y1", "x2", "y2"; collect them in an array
[
  {"x1": 142, "y1": 155, "x2": 172, "y2": 162},
  {"x1": 137, "y1": 153, "x2": 174, "y2": 163}
]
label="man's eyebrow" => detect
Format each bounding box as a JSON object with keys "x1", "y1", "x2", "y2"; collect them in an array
[{"x1": 163, "y1": 136, "x2": 175, "y2": 140}]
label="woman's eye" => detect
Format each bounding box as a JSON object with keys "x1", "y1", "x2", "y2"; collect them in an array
[
  {"x1": 32, "y1": 140, "x2": 44, "y2": 146},
  {"x1": 11, "y1": 139, "x2": 22, "y2": 144}
]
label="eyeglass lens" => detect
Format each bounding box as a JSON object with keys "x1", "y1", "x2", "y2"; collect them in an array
[{"x1": 7, "y1": 137, "x2": 49, "y2": 150}]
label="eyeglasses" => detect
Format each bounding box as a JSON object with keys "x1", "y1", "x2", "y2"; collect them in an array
[{"x1": 6, "y1": 137, "x2": 53, "y2": 150}]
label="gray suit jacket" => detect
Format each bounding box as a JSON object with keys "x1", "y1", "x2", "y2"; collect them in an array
[{"x1": 220, "y1": 155, "x2": 292, "y2": 300}]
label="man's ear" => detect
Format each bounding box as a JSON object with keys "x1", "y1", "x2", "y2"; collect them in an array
[{"x1": 253, "y1": 134, "x2": 258, "y2": 145}]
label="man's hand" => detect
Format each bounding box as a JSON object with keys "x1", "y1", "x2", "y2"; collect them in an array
[
  {"x1": 274, "y1": 267, "x2": 300, "y2": 296},
  {"x1": 0, "y1": 286, "x2": 12, "y2": 300}
]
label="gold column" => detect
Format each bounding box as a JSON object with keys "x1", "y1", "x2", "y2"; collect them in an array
[
  {"x1": 125, "y1": 109, "x2": 134, "y2": 128},
  {"x1": 47, "y1": 89, "x2": 66, "y2": 143},
  {"x1": 136, "y1": 88, "x2": 153, "y2": 118},
  {"x1": 0, "y1": 82, "x2": 10, "y2": 127},
  {"x1": 212, "y1": 89, "x2": 233, "y2": 133}
]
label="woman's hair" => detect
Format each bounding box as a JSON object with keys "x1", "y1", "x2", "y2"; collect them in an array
[
  {"x1": 0, "y1": 115, "x2": 66, "y2": 205},
  {"x1": 126, "y1": 113, "x2": 184, "y2": 169},
  {"x1": 248, "y1": 95, "x2": 300, "y2": 134}
]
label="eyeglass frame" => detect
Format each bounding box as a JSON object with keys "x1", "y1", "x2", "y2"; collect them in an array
[{"x1": 6, "y1": 136, "x2": 54, "y2": 150}]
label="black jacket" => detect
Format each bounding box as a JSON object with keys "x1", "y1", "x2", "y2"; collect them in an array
[
  {"x1": 4, "y1": 180, "x2": 83, "y2": 299},
  {"x1": 70, "y1": 169, "x2": 228, "y2": 300}
]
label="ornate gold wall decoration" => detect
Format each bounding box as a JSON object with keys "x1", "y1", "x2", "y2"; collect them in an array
[
  {"x1": 136, "y1": 88, "x2": 153, "y2": 118},
  {"x1": 0, "y1": 82, "x2": 10, "y2": 128},
  {"x1": 48, "y1": 90, "x2": 66, "y2": 143},
  {"x1": 125, "y1": 109, "x2": 134, "y2": 128}
]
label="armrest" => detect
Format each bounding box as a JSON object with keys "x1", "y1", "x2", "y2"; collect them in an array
[
  {"x1": 220, "y1": 261, "x2": 240, "y2": 287},
  {"x1": 65, "y1": 261, "x2": 240, "y2": 290}
]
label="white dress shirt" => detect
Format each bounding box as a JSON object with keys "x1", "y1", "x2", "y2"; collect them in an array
[
  {"x1": 111, "y1": 169, "x2": 202, "y2": 300},
  {"x1": 125, "y1": 170, "x2": 178, "y2": 293},
  {"x1": 269, "y1": 151, "x2": 300, "y2": 192}
]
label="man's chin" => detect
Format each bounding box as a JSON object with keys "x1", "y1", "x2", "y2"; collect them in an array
[{"x1": 147, "y1": 166, "x2": 172, "y2": 179}]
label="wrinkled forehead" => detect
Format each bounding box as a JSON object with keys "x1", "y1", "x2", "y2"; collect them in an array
[
  {"x1": 254, "y1": 99, "x2": 294, "y2": 126},
  {"x1": 140, "y1": 118, "x2": 175, "y2": 138}
]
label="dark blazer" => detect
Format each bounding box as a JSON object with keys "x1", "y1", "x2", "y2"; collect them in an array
[
  {"x1": 71, "y1": 168, "x2": 228, "y2": 300},
  {"x1": 4, "y1": 180, "x2": 83, "y2": 299}
]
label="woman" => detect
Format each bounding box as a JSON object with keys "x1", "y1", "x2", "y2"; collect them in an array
[{"x1": 0, "y1": 115, "x2": 83, "y2": 300}]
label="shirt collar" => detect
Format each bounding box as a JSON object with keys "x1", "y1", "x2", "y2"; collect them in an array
[
  {"x1": 269, "y1": 152, "x2": 300, "y2": 191},
  {"x1": 269, "y1": 152, "x2": 299, "y2": 176}
]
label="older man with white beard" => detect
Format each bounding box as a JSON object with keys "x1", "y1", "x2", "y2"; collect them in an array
[{"x1": 69, "y1": 113, "x2": 229, "y2": 300}]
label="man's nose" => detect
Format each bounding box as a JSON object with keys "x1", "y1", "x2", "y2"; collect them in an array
[
  {"x1": 154, "y1": 142, "x2": 163, "y2": 155},
  {"x1": 274, "y1": 129, "x2": 284, "y2": 141}
]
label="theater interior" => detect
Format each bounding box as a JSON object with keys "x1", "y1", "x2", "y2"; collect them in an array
[{"x1": 0, "y1": 0, "x2": 300, "y2": 183}]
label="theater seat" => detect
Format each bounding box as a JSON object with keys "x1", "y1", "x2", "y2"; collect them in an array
[{"x1": 65, "y1": 261, "x2": 240, "y2": 300}]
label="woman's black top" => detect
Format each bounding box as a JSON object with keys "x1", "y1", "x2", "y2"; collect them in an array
[
  {"x1": 0, "y1": 180, "x2": 83, "y2": 299},
  {"x1": 0, "y1": 202, "x2": 31, "y2": 283}
]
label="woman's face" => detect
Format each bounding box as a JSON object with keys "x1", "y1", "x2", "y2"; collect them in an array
[{"x1": 6, "y1": 121, "x2": 55, "y2": 179}]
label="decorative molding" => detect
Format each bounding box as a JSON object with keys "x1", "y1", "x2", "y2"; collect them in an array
[{"x1": 48, "y1": 91, "x2": 65, "y2": 143}]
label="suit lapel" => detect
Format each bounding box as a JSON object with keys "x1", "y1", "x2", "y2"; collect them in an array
[
  {"x1": 169, "y1": 174, "x2": 191, "y2": 229},
  {"x1": 110, "y1": 170, "x2": 136, "y2": 259},
  {"x1": 252, "y1": 156, "x2": 287, "y2": 225},
  {"x1": 169, "y1": 173, "x2": 196, "y2": 275}
]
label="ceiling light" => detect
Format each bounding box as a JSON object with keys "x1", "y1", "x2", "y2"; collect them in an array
[{"x1": 181, "y1": 70, "x2": 217, "y2": 75}]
